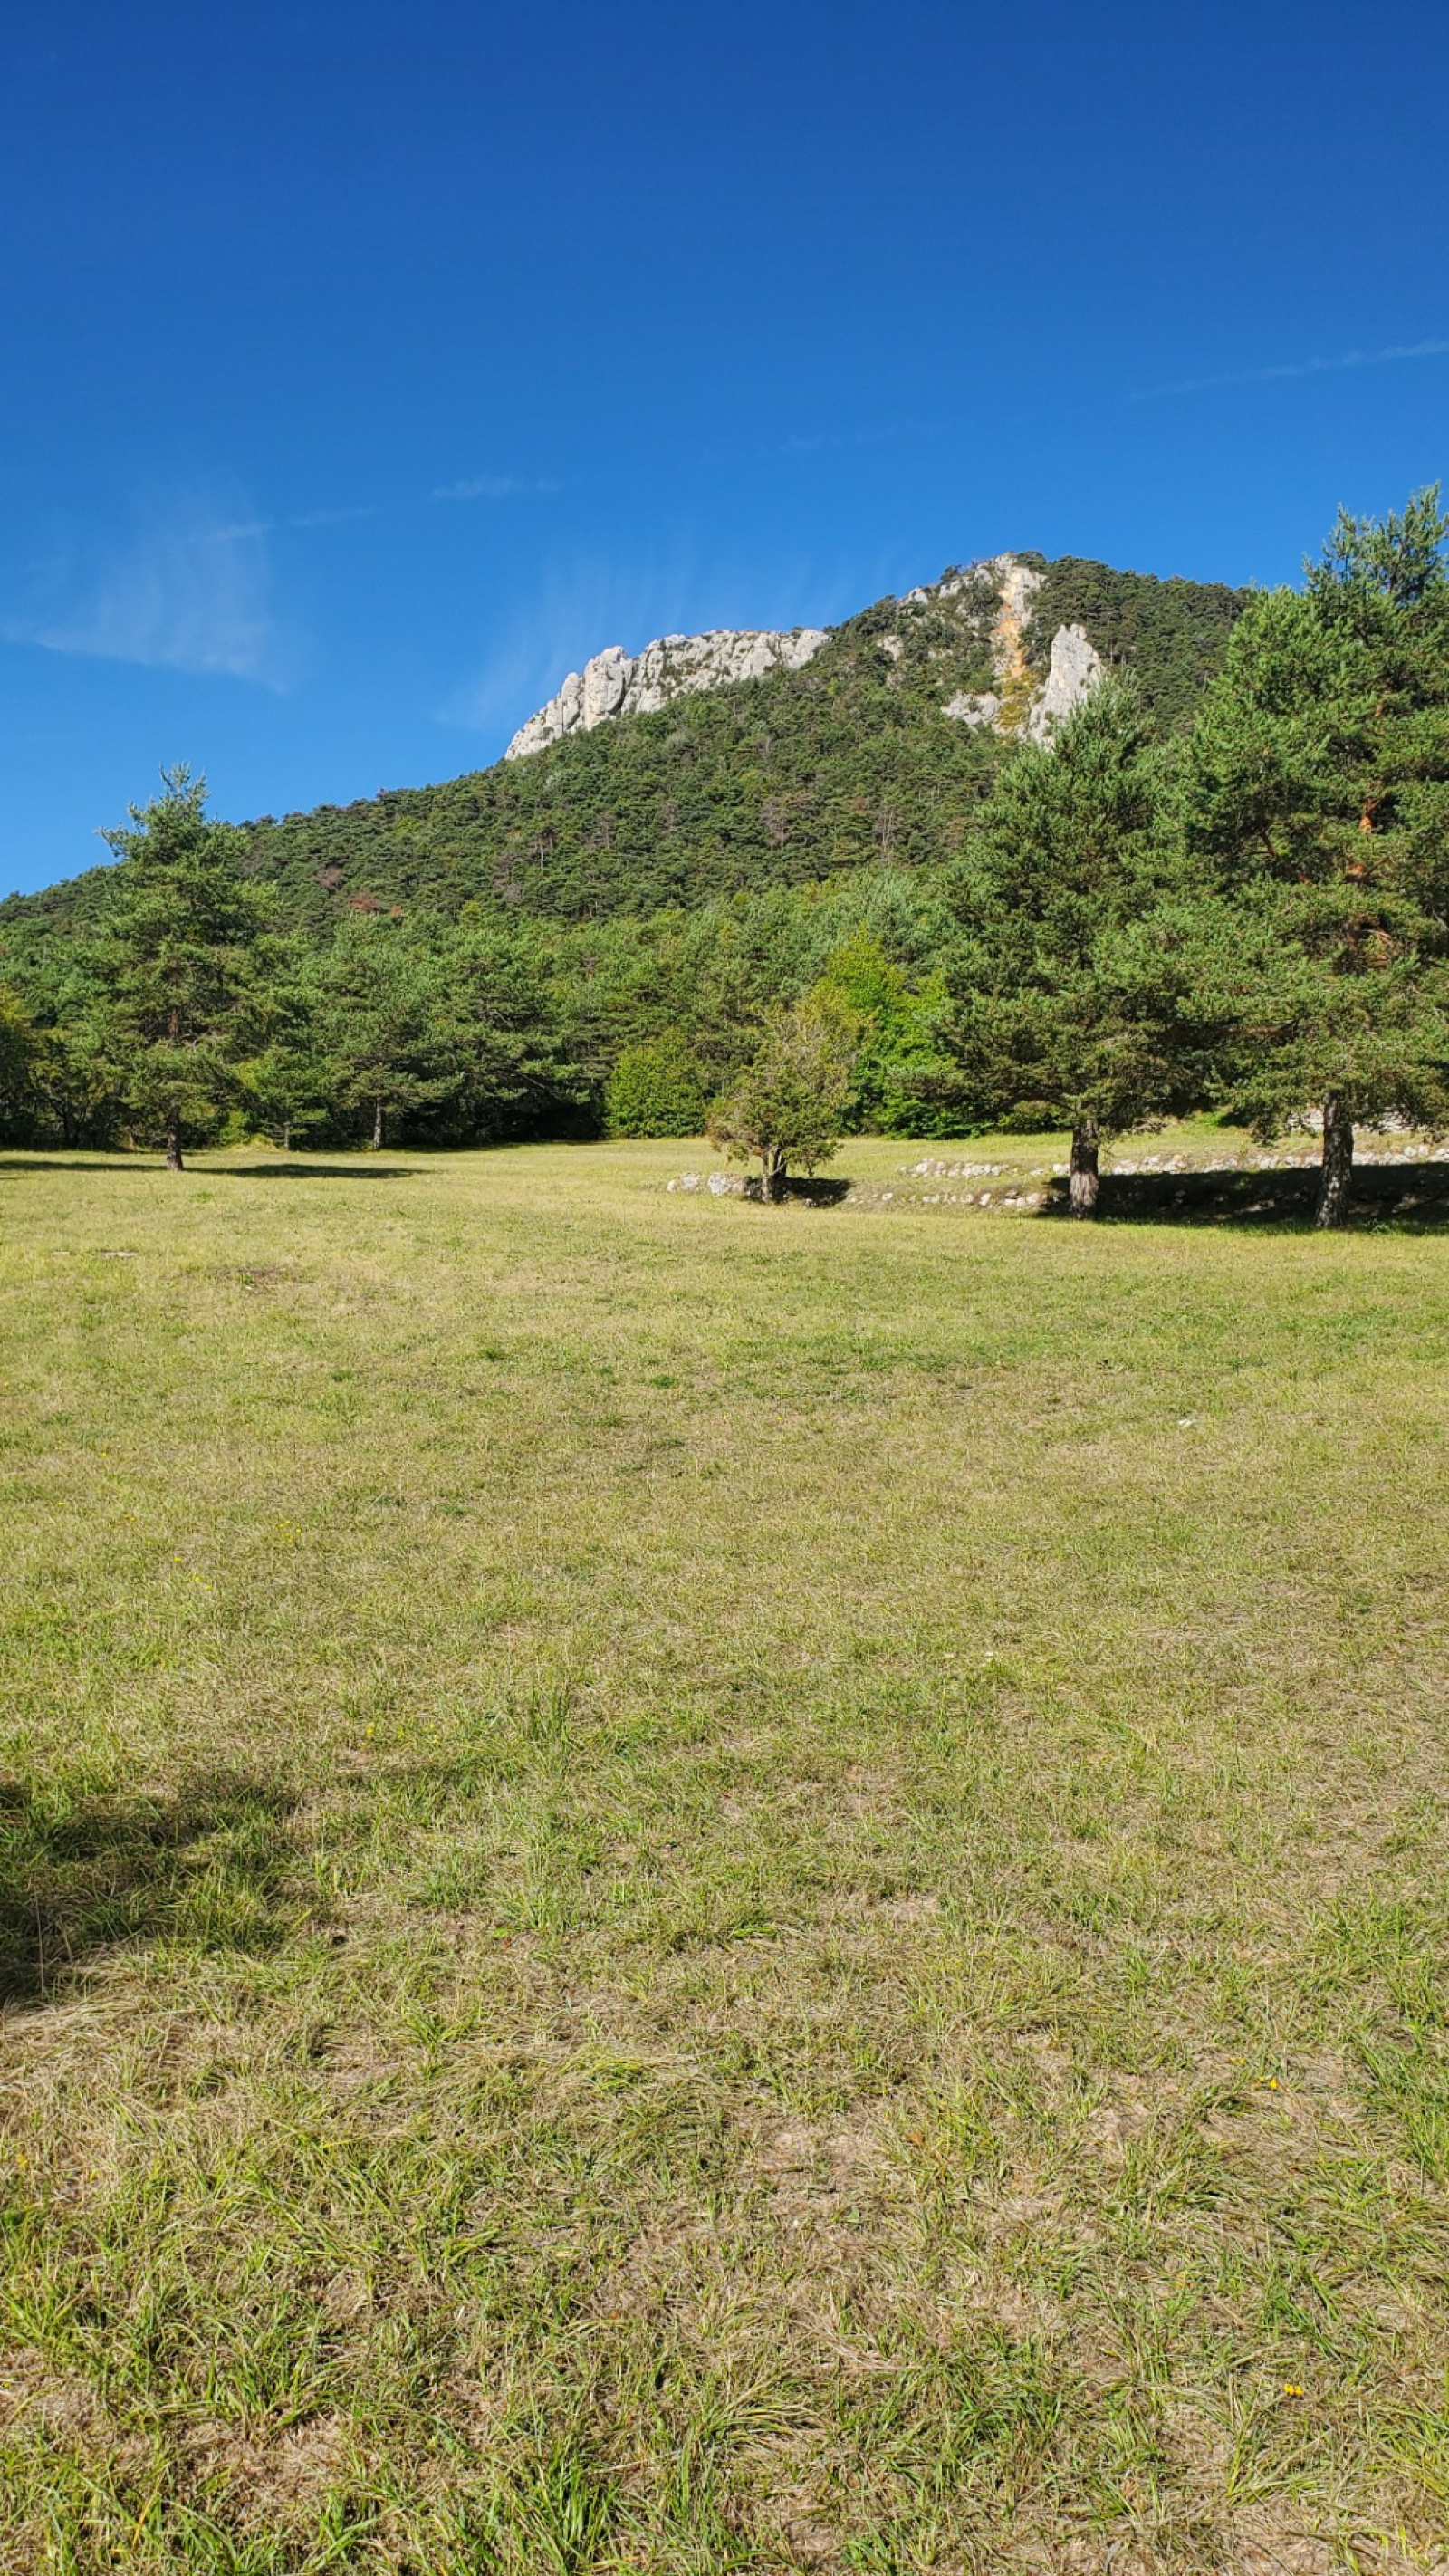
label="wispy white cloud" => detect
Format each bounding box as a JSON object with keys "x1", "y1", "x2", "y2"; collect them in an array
[
  {"x1": 437, "y1": 555, "x2": 677, "y2": 735},
  {"x1": 431, "y1": 473, "x2": 557, "y2": 502},
  {"x1": 12, "y1": 490, "x2": 285, "y2": 684},
  {"x1": 208, "y1": 504, "x2": 379, "y2": 541},
  {"x1": 437, "y1": 545, "x2": 859, "y2": 744},
  {"x1": 1134, "y1": 336, "x2": 1449, "y2": 400}
]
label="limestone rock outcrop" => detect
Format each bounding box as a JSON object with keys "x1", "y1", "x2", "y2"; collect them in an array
[
  {"x1": 503, "y1": 556, "x2": 1104, "y2": 761},
  {"x1": 1023, "y1": 620, "x2": 1103, "y2": 743},
  {"x1": 505, "y1": 626, "x2": 829, "y2": 759},
  {"x1": 939, "y1": 553, "x2": 1101, "y2": 742}
]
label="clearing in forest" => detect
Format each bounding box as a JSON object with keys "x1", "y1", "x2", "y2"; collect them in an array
[{"x1": 2, "y1": 1136, "x2": 1446, "y2": 2572}]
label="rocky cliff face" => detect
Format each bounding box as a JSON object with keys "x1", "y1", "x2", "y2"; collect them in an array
[
  {"x1": 505, "y1": 626, "x2": 830, "y2": 759},
  {"x1": 504, "y1": 555, "x2": 1102, "y2": 761},
  {"x1": 940, "y1": 554, "x2": 1102, "y2": 742},
  {"x1": 1023, "y1": 619, "x2": 1103, "y2": 743}
]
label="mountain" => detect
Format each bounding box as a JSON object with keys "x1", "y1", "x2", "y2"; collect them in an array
[
  {"x1": 502, "y1": 556, "x2": 1108, "y2": 763},
  {"x1": 1, "y1": 551, "x2": 1247, "y2": 946}
]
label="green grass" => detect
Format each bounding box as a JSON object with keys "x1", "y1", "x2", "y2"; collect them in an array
[{"x1": 2, "y1": 1134, "x2": 1446, "y2": 2572}]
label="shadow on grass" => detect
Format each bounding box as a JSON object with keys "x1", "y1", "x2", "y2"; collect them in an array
[
  {"x1": 742, "y1": 1175, "x2": 852, "y2": 1206},
  {"x1": 210, "y1": 1161, "x2": 416, "y2": 1180},
  {"x1": 0, "y1": 1157, "x2": 414, "y2": 1179},
  {"x1": 0, "y1": 1158, "x2": 149, "y2": 1173},
  {"x1": 0, "y1": 1767, "x2": 302, "y2": 2006},
  {"x1": 1043, "y1": 1161, "x2": 1449, "y2": 1230}
]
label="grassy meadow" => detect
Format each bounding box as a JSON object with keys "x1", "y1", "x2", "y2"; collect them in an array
[{"x1": 2, "y1": 1132, "x2": 1447, "y2": 2572}]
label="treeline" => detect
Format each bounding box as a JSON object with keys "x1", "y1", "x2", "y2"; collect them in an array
[
  {"x1": 1, "y1": 494, "x2": 1446, "y2": 1224},
  {"x1": 0, "y1": 819, "x2": 960, "y2": 1157}
]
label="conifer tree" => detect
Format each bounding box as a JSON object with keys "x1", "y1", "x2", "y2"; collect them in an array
[
  {"x1": 94, "y1": 768, "x2": 272, "y2": 1169},
  {"x1": 316, "y1": 909, "x2": 456, "y2": 1149},
  {"x1": 439, "y1": 918, "x2": 592, "y2": 1140},
  {"x1": 1185, "y1": 489, "x2": 1449, "y2": 1225},
  {"x1": 245, "y1": 937, "x2": 330, "y2": 1151},
  {"x1": 941, "y1": 676, "x2": 1196, "y2": 1214}
]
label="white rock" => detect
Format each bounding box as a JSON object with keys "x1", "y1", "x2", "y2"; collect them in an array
[
  {"x1": 1023, "y1": 623, "x2": 1104, "y2": 744},
  {"x1": 943, "y1": 688, "x2": 1001, "y2": 729},
  {"x1": 581, "y1": 644, "x2": 629, "y2": 726},
  {"x1": 505, "y1": 624, "x2": 830, "y2": 757}
]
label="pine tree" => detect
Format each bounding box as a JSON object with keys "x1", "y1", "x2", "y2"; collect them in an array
[
  {"x1": 94, "y1": 768, "x2": 272, "y2": 1170},
  {"x1": 1185, "y1": 489, "x2": 1449, "y2": 1225},
  {"x1": 245, "y1": 936, "x2": 331, "y2": 1151},
  {"x1": 940, "y1": 676, "x2": 1197, "y2": 1214},
  {"x1": 438, "y1": 919, "x2": 593, "y2": 1141},
  {"x1": 316, "y1": 910, "x2": 457, "y2": 1149}
]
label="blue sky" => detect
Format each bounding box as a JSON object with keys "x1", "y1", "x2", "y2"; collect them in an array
[{"x1": 3, "y1": 0, "x2": 1446, "y2": 897}]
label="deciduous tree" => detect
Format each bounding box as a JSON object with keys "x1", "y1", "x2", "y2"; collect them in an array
[
  {"x1": 0, "y1": 981, "x2": 36, "y2": 1127},
  {"x1": 707, "y1": 996, "x2": 859, "y2": 1201},
  {"x1": 605, "y1": 1033, "x2": 707, "y2": 1137}
]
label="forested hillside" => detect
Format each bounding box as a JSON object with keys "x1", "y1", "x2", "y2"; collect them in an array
[{"x1": 0, "y1": 553, "x2": 1246, "y2": 948}]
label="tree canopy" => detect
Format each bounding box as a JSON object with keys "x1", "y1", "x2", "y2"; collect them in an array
[
  {"x1": 1183, "y1": 485, "x2": 1449, "y2": 1222},
  {"x1": 938, "y1": 675, "x2": 1201, "y2": 1210},
  {"x1": 91, "y1": 767, "x2": 274, "y2": 1169},
  {"x1": 707, "y1": 997, "x2": 860, "y2": 1200}
]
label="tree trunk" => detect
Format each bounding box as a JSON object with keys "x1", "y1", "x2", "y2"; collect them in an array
[
  {"x1": 165, "y1": 1110, "x2": 184, "y2": 1173},
  {"x1": 282, "y1": 1118, "x2": 292, "y2": 1153},
  {"x1": 1069, "y1": 1118, "x2": 1099, "y2": 1218},
  {"x1": 1315, "y1": 1097, "x2": 1353, "y2": 1229},
  {"x1": 371, "y1": 1096, "x2": 384, "y2": 1151},
  {"x1": 761, "y1": 1150, "x2": 788, "y2": 1203}
]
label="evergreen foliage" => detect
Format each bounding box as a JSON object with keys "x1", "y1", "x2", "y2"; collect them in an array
[
  {"x1": 313, "y1": 911, "x2": 458, "y2": 1150},
  {"x1": 937, "y1": 676, "x2": 1202, "y2": 1210},
  {"x1": 91, "y1": 767, "x2": 275, "y2": 1168},
  {"x1": 1023, "y1": 556, "x2": 1246, "y2": 735},
  {"x1": 0, "y1": 553, "x2": 1247, "y2": 954},
  {"x1": 2, "y1": 514, "x2": 1441, "y2": 1208},
  {"x1": 1182, "y1": 485, "x2": 1449, "y2": 1224}
]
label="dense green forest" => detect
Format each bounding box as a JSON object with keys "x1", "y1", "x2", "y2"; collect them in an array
[
  {"x1": 0, "y1": 553, "x2": 1243, "y2": 948},
  {"x1": 2, "y1": 511, "x2": 1445, "y2": 1226}
]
